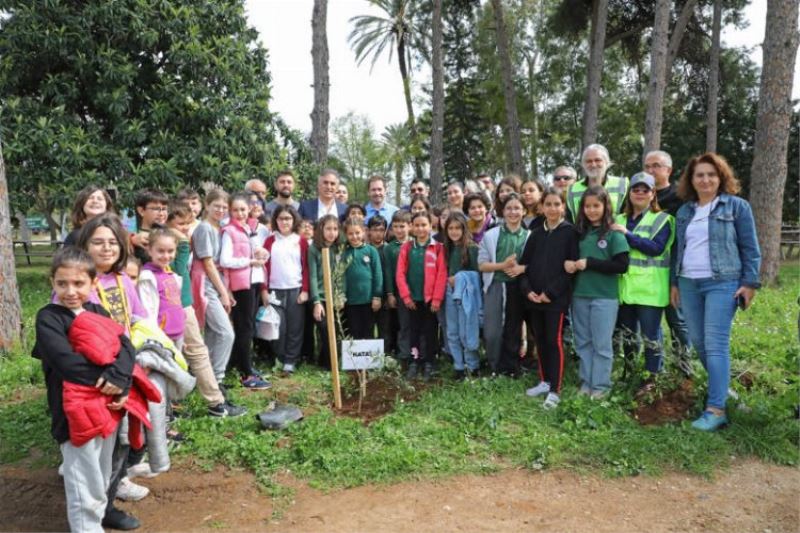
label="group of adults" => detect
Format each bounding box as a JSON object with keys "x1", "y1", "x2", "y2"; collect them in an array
[{"x1": 243, "y1": 142, "x2": 760, "y2": 431}]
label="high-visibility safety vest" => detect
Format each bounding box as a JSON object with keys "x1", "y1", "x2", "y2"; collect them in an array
[
  {"x1": 615, "y1": 210, "x2": 674, "y2": 307},
  {"x1": 566, "y1": 175, "x2": 629, "y2": 221}
]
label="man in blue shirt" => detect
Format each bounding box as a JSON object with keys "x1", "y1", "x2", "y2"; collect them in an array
[{"x1": 364, "y1": 175, "x2": 398, "y2": 223}]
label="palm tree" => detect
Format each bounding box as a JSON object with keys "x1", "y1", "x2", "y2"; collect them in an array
[
  {"x1": 348, "y1": 0, "x2": 427, "y2": 180},
  {"x1": 381, "y1": 123, "x2": 412, "y2": 203}
]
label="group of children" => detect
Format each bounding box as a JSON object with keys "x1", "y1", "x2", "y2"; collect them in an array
[{"x1": 37, "y1": 170, "x2": 676, "y2": 532}]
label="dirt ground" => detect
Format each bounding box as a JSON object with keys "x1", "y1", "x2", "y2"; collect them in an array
[{"x1": 1, "y1": 459, "x2": 797, "y2": 532}]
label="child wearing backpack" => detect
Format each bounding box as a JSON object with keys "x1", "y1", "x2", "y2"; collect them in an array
[
  {"x1": 167, "y1": 202, "x2": 245, "y2": 417},
  {"x1": 308, "y1": 214, "x2": 342, "y2": 369},
  {"x1": 191, "y1": 189, "x2": 235, "y2": 386},
  {"x1": 396, "y1": 211, "x2": 448, "y2": 381},
  {"x1": 220, "y1": 192, "x2": 270, "y2": 389},
  {"x1": 341, "y1": 217, "x2": 383, "y2": 340},
  {"x1": 565, "y1": 185, "x2": 630, "y2": 398},
  {"x1": 383, "y1": 210, "x2": 412, "y2": 363}
]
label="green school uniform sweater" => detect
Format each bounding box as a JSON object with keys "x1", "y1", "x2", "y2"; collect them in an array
[{"x1": 342, "y1": 243, "x2": 383, "y2": 305}]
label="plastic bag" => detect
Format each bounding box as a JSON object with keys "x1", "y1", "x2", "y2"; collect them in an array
[
  {"x1": 256, "y1": 305, "x2": 280, "y2": 340},
  {"x1": 256, "y1": 401, "x2": 303, "y2": 430}
]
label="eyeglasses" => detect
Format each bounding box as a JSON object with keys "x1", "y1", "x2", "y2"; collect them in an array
[
  {"x1": 644, "y1": 163, "x2": 665, "y2": 170},
  {"x1": 146, "y1": 206, "x2": 169, "y2": 213},
  {"x1": 89, "y1": 239, "x2": 120, "y2": 248},
  {"x1": 553, "y1": 175, "x2": 572, "y2": 182}
]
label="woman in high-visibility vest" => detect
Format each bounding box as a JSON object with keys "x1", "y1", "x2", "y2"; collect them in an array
[{"x1": 610, "y1": 173, "x2": 674, "y2": 396}]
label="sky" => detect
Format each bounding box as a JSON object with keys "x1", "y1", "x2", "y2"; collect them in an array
[{"x1": 245, "y1": 0, "x2": 799, "y2": 136}]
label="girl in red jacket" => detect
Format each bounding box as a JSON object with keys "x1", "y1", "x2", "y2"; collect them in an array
[
  {"x1": 35, "y1": 247, "x2": 137, "y2": 533},
  {"x1": 396, "y1": 211, "x2": 448, "y2": 381}
]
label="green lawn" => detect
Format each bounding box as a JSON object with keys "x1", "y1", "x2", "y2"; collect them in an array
[{"x1": 1, "y1": 263, "x2": 797, "y2": 490}]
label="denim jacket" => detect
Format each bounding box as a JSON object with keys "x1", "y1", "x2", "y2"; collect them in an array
[{"x1": 670, "y1": 194, "x2": 761, "y2": 288}]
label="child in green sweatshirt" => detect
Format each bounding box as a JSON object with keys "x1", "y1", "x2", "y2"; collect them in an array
[{"x1": 341, "y1": 217, "x2": 383, "y2": 339}]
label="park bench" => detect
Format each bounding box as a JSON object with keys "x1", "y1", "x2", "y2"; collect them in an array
[
  {"x1": 780, "y1": 225, "x2": 800, "y2": 260},
  {"x1": 13, "y1": 240, "x2": 63, "y2": 265}
]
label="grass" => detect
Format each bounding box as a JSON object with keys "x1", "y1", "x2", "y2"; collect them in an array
[{"x1": 1, "y1": 262, "x2": 797, "y2": 493}]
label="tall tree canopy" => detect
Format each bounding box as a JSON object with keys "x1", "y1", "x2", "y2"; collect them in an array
[{"x1": 0, "y1": 0, "x2": 312, "y2": 231}]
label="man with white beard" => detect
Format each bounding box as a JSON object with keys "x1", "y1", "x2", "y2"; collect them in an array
[{"x1": 565, "y1": 144, "x2": 629, "y2": 222}]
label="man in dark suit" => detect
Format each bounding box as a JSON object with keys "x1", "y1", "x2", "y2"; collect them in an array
[{"x1": 297, "y1": 169, "x2": 348, "y2": 223}]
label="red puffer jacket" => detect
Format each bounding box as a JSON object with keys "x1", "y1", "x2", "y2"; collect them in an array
[{"x1": 65, "y1": 312, "x2": 161, "y2": 447}]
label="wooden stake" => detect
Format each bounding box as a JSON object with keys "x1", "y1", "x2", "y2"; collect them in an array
[{"x1": 321, "y1": 247, "x2": 342, "y2": 409}]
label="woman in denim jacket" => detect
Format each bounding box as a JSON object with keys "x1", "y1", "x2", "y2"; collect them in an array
[{"x1": 669, "y1": 153, "x2": 761, "y2": 431}]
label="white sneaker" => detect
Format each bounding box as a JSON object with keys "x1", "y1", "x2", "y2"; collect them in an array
[
  {"x1": 525, "y1": 381, "x2": 551, "y2": 398},
  {"x1": 127, "y1": 462, "x2": 158, "y2": 479},
  {"x1": 283, "y1": 363, "x2": 296, "y2": 374},
  {"x1": 543, "y1": 392, "x2": 561, "y2": 410},
  {"x1": 57, "y1": 463, "x2": 64, "y2": 476},
  {"x1": 116, "y1": 477, "x2": 150, "y2": 501}
]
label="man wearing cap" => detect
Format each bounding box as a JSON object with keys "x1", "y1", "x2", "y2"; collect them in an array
[
  {"x1": 551, "y1": 166, "x2": 577, "y2": 194},
  {"x1": 566, "y1": 144, "x2": 629, "y2": 222},
  {"x1": 642, "y1": 149, "x2": 692, "y2": 375},
  {"x1": 611, "y1": 172, "x2": 675, "y2": 390}
]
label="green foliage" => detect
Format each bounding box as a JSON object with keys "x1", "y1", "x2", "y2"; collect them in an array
[
  {"x1": 0, "y1": 0, "x2": 315, "y2": 219},
  {"x1": 2, "y1": 257, "x2": 797, "y2": 494},
  {"x1": 329, "y1": 112, "x2": 400, "y2": 203}
]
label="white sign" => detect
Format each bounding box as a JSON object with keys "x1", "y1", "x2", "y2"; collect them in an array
[{"x1": 341, "y1": 339, "x2": 385, "y2": 371}]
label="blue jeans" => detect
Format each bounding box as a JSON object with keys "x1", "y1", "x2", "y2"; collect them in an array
[
  {"x1": 617, "y1": 304, "x2": 664, "y2": 373},
  {"x1": 677, "y1": 277, "x2": 738, "y2": 410},
  {"x1": 445, "y1": 285, "x2": 480, "y2": 371},
  {"x1": 572, "y1": 297, "x2": 619, "y2": 393}
]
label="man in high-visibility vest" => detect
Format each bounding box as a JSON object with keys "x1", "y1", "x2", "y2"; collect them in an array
[
  {"x1": 643, "y1": 149, "x2": 692, "y2": 376},
  {"x1": 566, "y1": 144, "x2": 629, "y2": 222}
]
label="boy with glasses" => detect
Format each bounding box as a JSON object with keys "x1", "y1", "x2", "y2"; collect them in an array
[{"x1": 131, "y1": 189, "x2": 170, "y2": 263}]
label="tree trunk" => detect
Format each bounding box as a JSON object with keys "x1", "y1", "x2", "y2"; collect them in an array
[
  {"x1": 705, "y1": 0, "x2": 722, "y2": 152},
  {"x1": 491, "y1": 0, "x2": 526, "y2": 178},
  {"x1": 310, "y1": 0, "x2": 330, "y2": 166},
  {"x1": 397, "y1": 39, "x2": 423, "y2": 182},
  {"x1": 525, "y1": 52, "x2": 540, "y2": 181},
  {"x1": 749, "y1": 0, "x2": 799, "y2": 285},
  {"x1": 0, "y1": 143, "x2": 22, "y2": 351},
  {"x1": 395, "y1": 160, "x2": 403, "y2": 205},
  {"x1": 582, "y1": 0, "x2": 609, "y2": 148},
  {"x1": 430, "y1": 0, "x2": 445, "y2": 203},
  {"x1": 665, "y1": 0, "x2": 699, "y2": 75},
  {"x1": 643, "y1": 0, "x2": 671, "y2": 157}
]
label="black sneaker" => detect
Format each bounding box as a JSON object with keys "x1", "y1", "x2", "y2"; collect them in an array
[
  {"x1": 102, "y1": 506, "x2": 140, "y2": 530},
  {"x1": 422, "y1": 363, "x2": 434, "y2": 382},
  {"x1": 208, "y1": 401, "x2": 248, "y2": 418},
  {"x1": 454, "y1": 370, "x2": 466, "y2": 382},
  {"x1": 405, "y1": 362, "x2": 419, "y2": 380}
]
